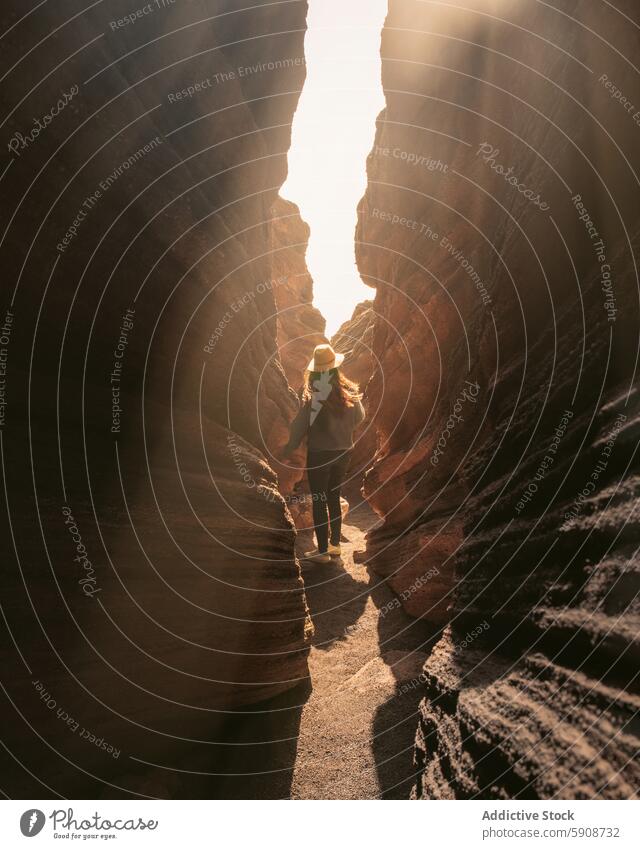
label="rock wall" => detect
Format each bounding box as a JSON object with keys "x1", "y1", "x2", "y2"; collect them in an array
[
  {"x1": 271, "y1": 196, "x2": 327, "y2": 391},
  {"x1": 355, "y1": 0, "x2": 640, "y2": 797},
  {"x1": 269, "y1": 195, "x2": 327, "y2": 509},
  {"x1": 0, "y1": 0, "x2": 312, "y2": 797},
  {"x1": 332, "y1": 300, "x2": 377, "y2": 477}
]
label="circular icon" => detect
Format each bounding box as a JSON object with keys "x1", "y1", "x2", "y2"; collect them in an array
[{"x1": 19, "y1": 810, "x2": 45, "y2": 837}]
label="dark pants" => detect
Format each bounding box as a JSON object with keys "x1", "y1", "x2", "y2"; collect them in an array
[{"x1": 307, "y1": 450, "x2": 351, "y2": 552}]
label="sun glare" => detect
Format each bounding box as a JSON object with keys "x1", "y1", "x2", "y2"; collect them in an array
[{"x1": 281, "y1": 0, "x2": 388, "y2": 338}]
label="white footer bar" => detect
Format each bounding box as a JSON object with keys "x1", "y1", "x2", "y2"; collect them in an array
[{"x1": 0, "y1": 799, "x2": 637, "y2": 848}]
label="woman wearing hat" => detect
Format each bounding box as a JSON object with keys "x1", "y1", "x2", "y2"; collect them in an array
[{"x1": 283, "y1": 344, "x2": 365, "y2": 563}]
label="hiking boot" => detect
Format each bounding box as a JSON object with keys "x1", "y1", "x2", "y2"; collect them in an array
[
  {"x1": 302, "y1": 548, "x2": 331, "y2": 564},
  {"x1": 328, "y1": 542, "x2": 342, "y2": 557}
]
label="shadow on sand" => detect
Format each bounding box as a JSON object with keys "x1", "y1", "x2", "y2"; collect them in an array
[{"x1": 368, "y1": 573, "x2": 439, "y2": 799}]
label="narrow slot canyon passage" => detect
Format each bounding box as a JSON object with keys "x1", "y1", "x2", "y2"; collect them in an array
[
  {"x1": 220, "y1": 0, "x2": 437, "y2": 799},
  {"x1": 278, "y1": 0, "x2": 440, "y2": 799},
  {"x1": 168, "y1": 505, "x2": 436, "y2": 800},
  {"x1": 290, "y1": 506, "x2": 434, "y2": 799},
  {"x1": 1, "y1": 0, "x2": 639, "y2": 808}
]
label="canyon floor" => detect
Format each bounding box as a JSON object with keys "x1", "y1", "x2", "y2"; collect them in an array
[
  {"x1": 290, "y1": 498, "x2": 434, "y2": 799},
  {"x1": 107, "y1": 497, "x2": 437, "y2": 799}
]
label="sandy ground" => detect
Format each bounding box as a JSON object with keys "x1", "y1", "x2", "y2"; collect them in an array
[{"x1": 289, "y1": 499, "x2": 434, "y2": 799}]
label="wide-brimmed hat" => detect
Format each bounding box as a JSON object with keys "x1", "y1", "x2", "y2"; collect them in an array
[{"x1": 307, "y1": 343, "x2": 345, "y2": 373}]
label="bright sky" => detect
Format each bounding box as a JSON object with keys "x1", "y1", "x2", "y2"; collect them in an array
[{"x1": 281, "y1": 0, "x2": 388, "y2": 338}]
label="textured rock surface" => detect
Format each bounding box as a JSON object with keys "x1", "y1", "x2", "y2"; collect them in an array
[
  {"x1": 413, "y1": 293, "x2": 640, "y2": 798},
  {"x1": 271, "y1": 196, "x2": 327, "y2": 390},
  {"x1": 269, "y1": 195, "x2": 327, "y2": 504},
  {"x1": 332, "y1": 300, "x2": 375, "y2": 389},
  {"x1": 332, "y1": 300, "x2": 377, "y2": 475},
  {"x1": 355, "y1": 0, "x2": 640, "y2": 797},
  {"x1": 0, "y1": 0, "x2": 312, "y2": 797}
]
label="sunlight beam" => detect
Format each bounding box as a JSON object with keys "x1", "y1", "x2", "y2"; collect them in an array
[{"x1": 281, "y1": 0, "x2": 388, "y2": 337}]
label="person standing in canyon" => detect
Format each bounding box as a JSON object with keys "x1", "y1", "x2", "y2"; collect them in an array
[{"x1": 283, "y1": 344, "x2": 365, "y2": 563}]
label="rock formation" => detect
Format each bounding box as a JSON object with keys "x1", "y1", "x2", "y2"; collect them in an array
[
  {"x1": 268, "y1": 194, "x2": 327, "y2": 514},
  {"x1": 0, "y1": 0, "x2": 312, "y2": 797},
  {"x1": 271, "y1": 196, "x2": 327, "y2": 390},
  {"x1": 355, "y1": 0, "x2": 640, "y2": 797},
  {"x1": 332, "y1": 300, "x2": 377, "y2": 476}
]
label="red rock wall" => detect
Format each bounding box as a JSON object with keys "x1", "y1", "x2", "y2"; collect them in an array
[
  {"x1": 356, "y1": 0, "x2": 640, "y2": 797},
  {"x1": 271, "y1": 196, "x2": 327, "y2": 391},
  {"x1": 268, "y1": 195, "x2": 327, "y2": 503},
  {"x1": 331, "y1": 300, "x2": 377, "y2": 477},
  {"x1": 0, "y1": 0, "x2": 312, "y2": 797}
]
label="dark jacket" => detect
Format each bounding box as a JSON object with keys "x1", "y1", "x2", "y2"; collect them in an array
[{"x1": 285, "y1": 395, "x2": 365, "y2": 452}]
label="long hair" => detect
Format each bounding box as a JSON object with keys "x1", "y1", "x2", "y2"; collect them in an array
[{"x1": 302, "y1": 367, "x2": 362, "y2": 415}]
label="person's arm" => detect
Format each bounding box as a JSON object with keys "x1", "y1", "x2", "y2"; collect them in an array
[
  {"x1": 283, "y1": 400, "x2": 311, "y2": 455},
  {"x1": 353, "y1": 398, "x2": 366, "y2": 426}
]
